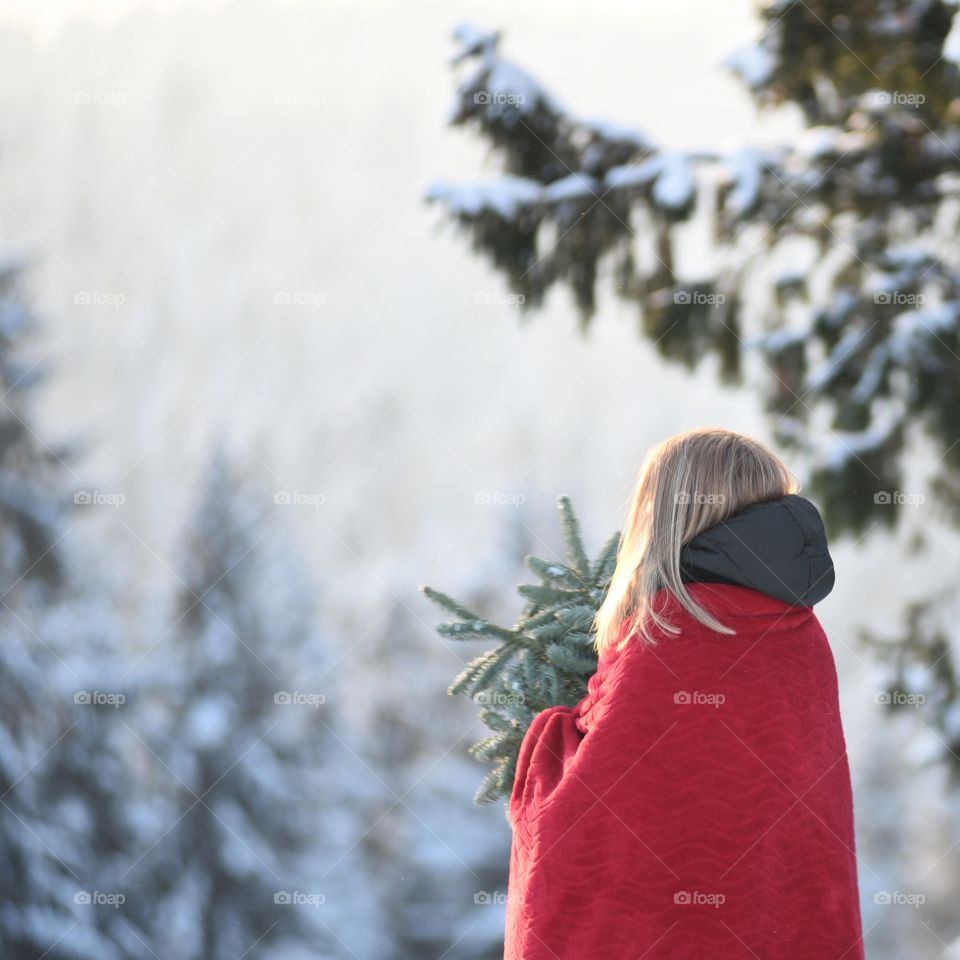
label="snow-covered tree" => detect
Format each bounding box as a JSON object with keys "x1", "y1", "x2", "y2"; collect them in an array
[
  {"x1": 0, "y1": 261, "x2": 146, "y2": 959},
  {"x1": 428, "y1": 10, "x2": 960, "y2": 537},
  {"x1": 355, "y1": 599, "x2": 510, "y2": 959},
  {"x1": 428, "y1": 6, "x2": 960, "y2": 785},
  {"x1": 124, "y1": 452, "x2": 336, "y2": 960}
]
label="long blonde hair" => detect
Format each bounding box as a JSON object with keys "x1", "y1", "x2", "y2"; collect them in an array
[{"x1": 593, "y1": 428, "x2": 799, "y2": 657}]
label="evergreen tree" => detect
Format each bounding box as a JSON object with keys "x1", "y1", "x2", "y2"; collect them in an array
[
  {"x1": 866, "y1": 584, "x2": 960, "y2": 780},
  {"x1": 125, "y1": 452, "x2": 331, "y2": 960},
  {"x1": 428, "y1": 8, "x2": 960, "y2": 790},
  {"x1": 428, "y1": 11, "x2": 960, "y2": 537},
  {"x1": 0, "y1": 261, "x2": 144, "y2": 958},
  {"x1": 357, "y1": 600, "x2": 509, "y2": 959},
  {"x1": 44, "y1": 603, "x2": 154, "y2": 960},
  {"x1": 422, "y1": 497, "x2": 617, "y2": 805}
]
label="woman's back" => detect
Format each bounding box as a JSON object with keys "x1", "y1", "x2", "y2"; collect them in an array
[{"x1": 505, "y1": 582, "x2": 864, "y2": 960}]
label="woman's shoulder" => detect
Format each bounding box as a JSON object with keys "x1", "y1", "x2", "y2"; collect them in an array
[
  {"x1": 611, "y1": 582, "x2": 825, "y2": 657},
  {"x1": 663, "y1": 581, "x2": 822, "y2": 624}
]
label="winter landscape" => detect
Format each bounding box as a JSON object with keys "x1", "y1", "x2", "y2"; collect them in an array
[{"x1": 0, "y1": 0, "x2": 959, "y2": 957}]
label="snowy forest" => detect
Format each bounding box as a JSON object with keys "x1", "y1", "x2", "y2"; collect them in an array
[{"x1": 0, "y1": 0, "x2": 959, "y2": 957}]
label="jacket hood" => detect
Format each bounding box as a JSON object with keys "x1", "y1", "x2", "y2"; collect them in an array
[{"x1": 678, "y1": 494, "x2": 835, "y2": 607}]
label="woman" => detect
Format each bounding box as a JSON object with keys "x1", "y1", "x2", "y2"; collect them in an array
[{"x1": 504, "y1": 428, "x2": 865, "y2": 960}]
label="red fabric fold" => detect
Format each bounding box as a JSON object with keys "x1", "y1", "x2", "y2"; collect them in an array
[{"x1": 504, "y1": 583, "x2": 865, "y2": 960}]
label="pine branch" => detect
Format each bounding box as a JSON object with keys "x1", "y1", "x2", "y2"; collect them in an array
[
  {"x1": 556, "y1": 495, "x2": 591, "y2": 580},
  {"x1": 592, "y1": 531, "x2": 621, "y2": 586},
  {"x1": 419, "y1": 585, "x2": 485, "y2": 621},
  {"x1": 423, "y1": 496, "x2": 618, "y2": 804}
]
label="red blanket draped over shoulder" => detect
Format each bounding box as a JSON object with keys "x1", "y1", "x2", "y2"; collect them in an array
[{"x1": 504, "y1": 583, "x2": 865, "y2": 960}]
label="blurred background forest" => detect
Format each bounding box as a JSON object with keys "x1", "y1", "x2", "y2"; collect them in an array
[{"x1": 0, "y1": 0, "x2": 959, "y2": 958}]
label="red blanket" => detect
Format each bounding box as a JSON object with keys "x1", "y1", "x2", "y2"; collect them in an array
[{"x1": 505, "y1": 583, "x2": 865, "y2": 959}]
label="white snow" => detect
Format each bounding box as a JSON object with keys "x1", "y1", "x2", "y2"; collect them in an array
[
  {"x1": 450, "y1": 22, "x2": 561, "y2": 116},
  {"x1": 748, "y1": 327, "x2": 807, "y2": 352},
  {"x1": 543, "y1": 173, "x2": 599, "y2": 203},
  {"x1": 795, "y1": 127, "x2": 843, "y2": 160},
  {"x1": 821, "y1": 415, "x2": 902, "y2": 470},
  {"x1": 451, "y1": 22, "x2": 499, "y2": 54},
  {"x1": 722, "y1": 147, "x2": 764, "y2": 216},
  {"x1": 427, "y1": 177, "x2": 543, "y2": 218},
  {"x1": 944, "y1": 13, "x2": 960, "y2": 65},
  {"x1": 724, "y1": 43, "x2": 775, "y2": 88},
  {"x1": 804, "y1": 324, "x2": 873, "y2": 392},
  {"x1": 774, "y1": 269, "x2": 806, "y2": 290},
  {"x1": 943, "y1": 700, "x2": 960, "y2": 740},
  {"x1": 904, "y1": 727, "x2": 944, "y2": 766},
  {"x1": 183, "y1": 696, "x2": 232, "y2": 748},
  {"x1": 483, "y1": 59, "x2": 557, "y2": 114},
  {"x1": 579, "y1": 117, "x2": 652, "y2": 149},
  {"x1": 605, "y1": 152, "x2": 695, "y2": 211},
  {"x1": 653, "y1": 153, "x2": 695, "y2": 210},
  {"x1": 863, "y1": 271, "x2": 898, "y2": 295},
  {"x1": 794, "y1": 127, "x2": 870, "y2": 160},
  {"x1": 605, "y1": 156, "x2": 662, "y2": 190},
  {"x1": 819, "y1": 288, "x2": 860, "y2": 327},
  {"x1": 888, "y1": 303, "x2": 960, "y2": 361},
  {"x1": 885, "y1": 246, "x2": 932, "y2": 269},
  {"x1": 850, "y1": 345, "x2": 889, "y2": 405}
]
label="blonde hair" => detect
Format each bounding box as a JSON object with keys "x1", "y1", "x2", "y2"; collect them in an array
[{"x1": 593, "y1": 428, "x2": 798, "y2": 657}]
